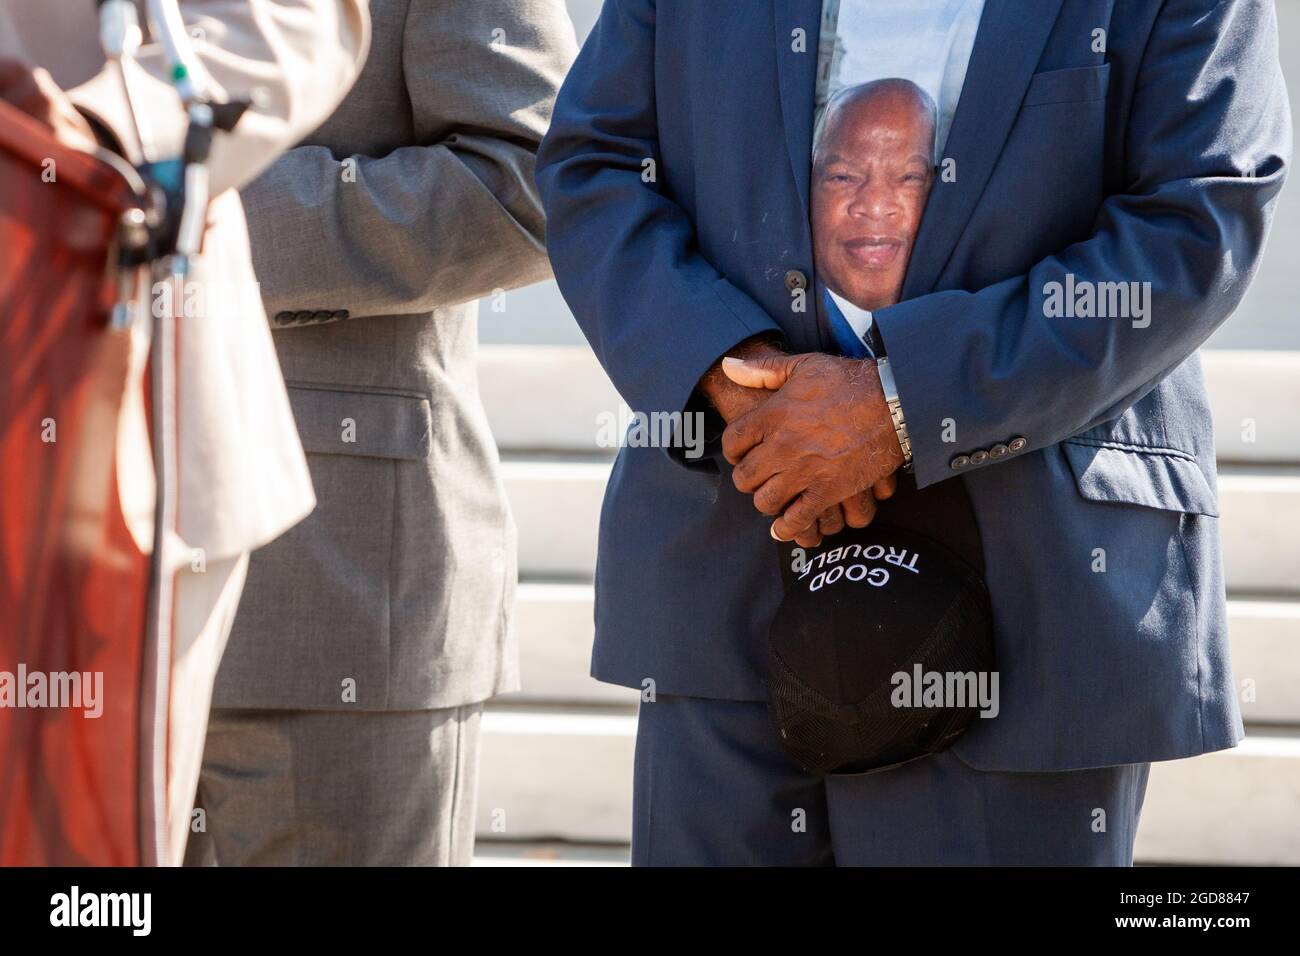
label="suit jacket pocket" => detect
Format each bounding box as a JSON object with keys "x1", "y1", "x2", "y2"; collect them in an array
[
  {"x1": 1061, "y1": 438, "x2": 1219, "y2": 517},
  {"x1": 1021, "y1": 63, "x2": 1111, "y2": 108},
  {"x1": 286, "y1": 383, "x2": 432, "y2": 460}
]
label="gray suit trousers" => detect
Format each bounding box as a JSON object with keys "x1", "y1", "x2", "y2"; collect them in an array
[
  {"x1": 633, "y1": 695, "x2": 1150, "y2": 866},
  {"x1": 184, "y1": 705, "x2": 482, "y2": 866}
]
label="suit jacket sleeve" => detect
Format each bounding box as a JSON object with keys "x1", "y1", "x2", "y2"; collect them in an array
[
  {"x1": 873, "y1": 0, "x2": 1291, "y2": 489},
  {"x1": 67, "y1": 0, "x2": 370, "y2": 198},
  {"x1": 535, "y1": 0, "x2": 786, "y2": 457},
  {"x1": 237, "y1": 0, "x2": 577, "y2": 322}
]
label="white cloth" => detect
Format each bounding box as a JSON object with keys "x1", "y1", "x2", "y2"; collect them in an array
[
  {"x1": 817, "y1": 0, "x2": 987, "y2": 156},
  {"x1": 167, "y1": 551, "x2": 248, "y2": 866}
]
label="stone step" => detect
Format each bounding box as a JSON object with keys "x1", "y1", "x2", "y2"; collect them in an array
[
  {"x1": 503, "y1": 459, "x2": 1300, "y2": 594},
  {"x1": 1137, "y1": 731, "x2": 1300, "y2": 866},
  {"x1": 472, "y1": 841, "x2": 629, "y2": 867},
  {"x1": 507, "y1": 584, "x2": 1300, "y2": 724},
  {"x1": 474, "y1": 707, "x2": 1300, "y2": 865},
  {"x1": 476, "y1": 707, "x2": 635, "y2": 845},
  {"x1": 1226, "y1": 598, "x2": 1300, "y2": 725},
  {"x1": 1200, "y1": 350, "x2": 1300, "y2": 464},
  {"x1": 1216, "y1": 470, "x2": 1300, "y2": 594},
  {"x1": 480, "y1": 346, "x2": 1300, "y2": 463},
  {"x1": 503, "y1": 461, "x2": 604, "y2": 579},
  {"x1": 479, "y1": 345, "x2": 620, "y2": 454},
  {"x1": 505, "y1": 582, "x2": 638, "y2": 706}
]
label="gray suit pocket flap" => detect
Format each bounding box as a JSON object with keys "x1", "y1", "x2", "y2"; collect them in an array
[
  {"x1": 287, "y1": 384, "x2": 432, "y2": 460},
  {"x1": 1062, "y1": 439, "x2": 1219, "y2": 517}
]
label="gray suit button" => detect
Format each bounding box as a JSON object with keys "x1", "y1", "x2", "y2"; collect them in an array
[
  {"x1": 1008, "y1": 436, "x2": 1028, "y2": 453},
  {"x1": 970, "y1": 449, "x2": 990, "y2": 465},
  {"x1": 989, "y1": 443, "x2": 1009, "y2": 459},
  {"x1": 950, "y1": 455, "x2": 971, "y2": 470},
  {"x1": 784, "y1": 269, "x2": 808, "y2": 292},
  {"x1": 273, "y1": 310, "x2": 295, "y2": 326},
  {"x1": 294, "y1": 310, "x2": 316, "y2": 324},
  {"x1": 312, "y1": 310, "x2": 335, "y2": 322}
]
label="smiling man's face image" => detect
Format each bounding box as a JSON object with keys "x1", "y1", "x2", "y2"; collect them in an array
[{"x1": 812, "y1": 79, "x2": 937, "y2": 311}]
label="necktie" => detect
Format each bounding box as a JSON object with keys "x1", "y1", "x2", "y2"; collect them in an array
[{"x1": 823, "y1": 287, "x2": 875, "y2": 359}]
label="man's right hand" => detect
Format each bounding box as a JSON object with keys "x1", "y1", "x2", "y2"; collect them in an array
[
  {"x1": 698, "y1": 335, "x2": 895, "y2": 548},
  {"x1": 0, "y1": 60, "x2": 98, "y2": 152}
]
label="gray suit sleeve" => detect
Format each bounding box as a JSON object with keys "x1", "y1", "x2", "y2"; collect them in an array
[{"x1": 240, "y1": 0, "x2": 578, "y2": 323}]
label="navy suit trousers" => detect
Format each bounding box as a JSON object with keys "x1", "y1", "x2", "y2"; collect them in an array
[{"x1": 632, "y1": 695, "x2": 1151, "y2": 866}]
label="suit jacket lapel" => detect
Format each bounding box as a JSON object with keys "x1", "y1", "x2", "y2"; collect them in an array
[
  {"x1": 772, "y1": 0, "x2": 822, "y2": 221},
  {"x1": 900, "y1": 0, "x2": 1065, "y2": 299}
]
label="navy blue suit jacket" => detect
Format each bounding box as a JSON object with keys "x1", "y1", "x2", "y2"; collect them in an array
[{"x1": 536, "y1": 0, "x2": 1291, "y2": 771}]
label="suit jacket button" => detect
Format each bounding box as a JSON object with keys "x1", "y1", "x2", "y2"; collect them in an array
[
  {"x1": 970, "y1": 449, "x2": 990, "y2": 465},
  {"x1": 989, "y1": 443, "x2": 1009, "y2": 458},
  {"x1": 784, "y1": 269, "x2": 807, "y2": 292},
  {"x1": 333, "y1": 309, "x2": 350, "y2": 320},
  {"x1": 273, "y1": 310, "x2": 295, "y2": 326},
  {"x1": 312, "y1": 310, "x2": 335, "y2": 322},
  {"x1": 950, "y1": 455, "x2": 971, "y2": 470},
  {"x1": 294, "y1": 310, "x2": 316, "y2": 323},
  {"x1": 1008, "y1": 436, "x2": 1028, "y2": 453}
]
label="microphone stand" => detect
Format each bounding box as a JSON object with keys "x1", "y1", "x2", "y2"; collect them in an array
[{"x1": 94, "y1": 0, "x2": 247, "y2": 866}]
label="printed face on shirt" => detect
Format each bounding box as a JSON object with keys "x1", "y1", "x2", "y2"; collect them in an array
[{"x1": 812, "y1": 80, "x2": 937, "y2": 311}]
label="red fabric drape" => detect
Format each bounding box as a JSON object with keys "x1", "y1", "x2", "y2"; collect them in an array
[{"x1": 0, "y1": 100, "x2": 150, "y2": 865}]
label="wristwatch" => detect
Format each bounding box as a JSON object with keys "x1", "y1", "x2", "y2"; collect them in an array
[{"x1": 875, "y1": 356, "x2": 913, "y2": 471}]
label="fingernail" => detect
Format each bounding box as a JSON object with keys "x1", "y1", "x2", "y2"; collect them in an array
[
  {"x1": 722, "y1": 356, "x2": 745, "y2": 367},
  {"x1": 770, "y1": 524, "x2": 785, "y2": 542}
]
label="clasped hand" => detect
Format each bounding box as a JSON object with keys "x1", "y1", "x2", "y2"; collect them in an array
[{"x1": 706, "y1": 344, "x2": 904, "y2": 548}]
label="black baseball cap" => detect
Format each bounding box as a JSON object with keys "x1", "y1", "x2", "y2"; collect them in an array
[{"x1": 767, "y1": 475, "x2": 996, "y2": 775}]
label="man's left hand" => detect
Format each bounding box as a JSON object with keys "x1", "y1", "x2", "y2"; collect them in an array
[{"x1": 721, "y1": 352, "x2": 905, "y2": 542}]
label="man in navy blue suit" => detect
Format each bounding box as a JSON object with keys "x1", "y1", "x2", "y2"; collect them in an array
[{"x1": 537, "y1": 0, "x2": 1290, "y2": 865}]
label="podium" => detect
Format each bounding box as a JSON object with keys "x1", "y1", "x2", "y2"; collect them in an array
[{"x1": 0, "y1": 99, "x2": 152, "y2": 865}]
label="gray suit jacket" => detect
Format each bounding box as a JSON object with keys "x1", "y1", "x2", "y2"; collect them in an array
[{"x1": 213, "y1": 0, "x2": 578, "y2": 711}]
